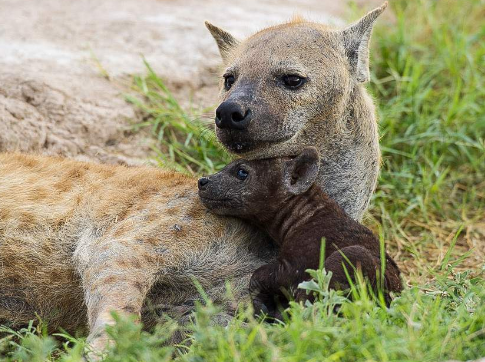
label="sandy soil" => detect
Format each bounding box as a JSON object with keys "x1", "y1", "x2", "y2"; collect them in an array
[{"x1": 0, "y1": 0, "x2": 382, "y2": 164}]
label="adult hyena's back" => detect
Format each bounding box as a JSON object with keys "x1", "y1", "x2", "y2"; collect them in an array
[
  {"x1": 0, "y1": 221, "x2": 86, "y2": 331},
  {"x1": 0, "y1": 153, "x2": 273, "y2": 333},
  {"x1": 0, "y1": 154, "x2": 111, "y2": 330},
  {"x1": 0, "y1": 153, "x2": 203, "y2": 330}
]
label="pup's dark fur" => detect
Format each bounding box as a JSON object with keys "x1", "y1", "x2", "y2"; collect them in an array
[{"x1": 198, "y1": 147, "x2": 402, "y2": 317}]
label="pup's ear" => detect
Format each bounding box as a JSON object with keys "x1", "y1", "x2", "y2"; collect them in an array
[
  {"x1": 340, "y1": 2, "x2": 388, "y2": 83},
  {"x1": 205, "y1": 21, "x2": 239, "y2": 62},
  {"x1": 283, "y1": 147, "x2": 320, "y2": 195}
]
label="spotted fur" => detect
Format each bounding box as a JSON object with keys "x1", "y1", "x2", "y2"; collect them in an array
[{"x1": 0, "y1": 153, "x2": 275, "y2": 353}]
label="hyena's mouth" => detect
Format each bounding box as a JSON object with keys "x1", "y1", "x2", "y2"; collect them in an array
[
  {"x1": 199, "y1": 195, "x2": 237, "y2": 211},
  {"x1": 228, "y1": 141, "x2": 251, "y2": 154},
  {"x1": 199, "y1": 196, "x2": 232, "y2": 203}
]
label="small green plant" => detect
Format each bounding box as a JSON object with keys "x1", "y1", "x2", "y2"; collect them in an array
[{"x1": 0, "y1": 322, "x2": 60, "y2": 362}]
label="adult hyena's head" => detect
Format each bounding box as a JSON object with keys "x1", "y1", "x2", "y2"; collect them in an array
[{"x1": 206, "y1": 3, "x2": 387, "y2": 157}]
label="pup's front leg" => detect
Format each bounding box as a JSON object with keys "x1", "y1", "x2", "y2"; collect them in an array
[{"x1": 249, "y1": 259, "x2": 308, "y2": 320}]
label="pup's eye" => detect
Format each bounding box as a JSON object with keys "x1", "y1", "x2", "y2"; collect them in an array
[
  {"x1": 224, "y1": 75, "x2": 235, "y2": 90},
  {"x1": 236, "y1": 168, "x2": 249, "y2": 180},
  {"x1": 282, "y1": 75, "x2": 306, "y2": 89}
]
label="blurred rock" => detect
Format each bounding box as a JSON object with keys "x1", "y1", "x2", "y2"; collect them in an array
[{"x1": 0, "y1": 0, "x2": 380, "y2": 163}]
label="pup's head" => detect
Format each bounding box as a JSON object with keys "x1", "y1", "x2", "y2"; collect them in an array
[
  {"x1": 198, "y1": 147, "x2": 320, "y2": 218},
  {"x1": 205, "y1": 3, "x2": 387, "y2": 156}
]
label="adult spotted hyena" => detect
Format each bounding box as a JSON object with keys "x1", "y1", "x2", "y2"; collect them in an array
[
  {"x1": 0, "y1": 153, "x2": 271, "y2": 354},
  {"x1": 0, "y1": 3, "x2": 387, "y2": 354}
]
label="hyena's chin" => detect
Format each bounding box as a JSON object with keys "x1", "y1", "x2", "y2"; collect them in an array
[
  {"x1": 199, "y1": 195, "x2": 235, "y2": 211},
  {"x1": 219, "y1": 131, "x2": 293, "y2": 155}
]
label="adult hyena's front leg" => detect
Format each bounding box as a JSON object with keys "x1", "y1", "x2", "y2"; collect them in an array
[
  {"x1": 83, "y1": 273, "x2": 149, "y2": 355},
  {"x1": 75, "y1": 236, "x2": 159, "y2": 357}
]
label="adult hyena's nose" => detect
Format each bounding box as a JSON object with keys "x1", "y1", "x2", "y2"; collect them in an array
[
  {"x1": 198, "y1": 177, "x2": 210, "y2": 190},
  {"x1": 215, "y1": 101, "x2": 252, "y2": 130}
]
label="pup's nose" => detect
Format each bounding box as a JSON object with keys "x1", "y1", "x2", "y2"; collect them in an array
[
  {"x1": 198, "y1": 177, "x2": 210, "y2": 190},
  {"x1": 215, "y1": 101, "x2": 252, "y2": 130}
]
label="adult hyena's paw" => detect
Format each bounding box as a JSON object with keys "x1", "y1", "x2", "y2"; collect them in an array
[{"x1": 84, "y1": 326, "x2": 111, "y2": 361}]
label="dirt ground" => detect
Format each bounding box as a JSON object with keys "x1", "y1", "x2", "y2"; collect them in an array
[{"x1": 0, "y1": 0, "x2": 383, "y2": 164}]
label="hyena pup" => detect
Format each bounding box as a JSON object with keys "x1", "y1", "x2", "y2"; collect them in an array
[
  {"x1": 206, "y1": 2, "x2": 388, "y2": 221},
  {"x1": 198, "y1": 147, "x2": 402, "y2": 318}
]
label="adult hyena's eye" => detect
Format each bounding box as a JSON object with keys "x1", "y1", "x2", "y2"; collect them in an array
[
  {"x1": 282, "y1": 75, "x2": 306, "y2": 89},
  {"x1": 224, "y1": 75, "x2": 235, "y2": 90},
  {"x1": 236, "y1": 168, "x2": 249, "y2": 180}
]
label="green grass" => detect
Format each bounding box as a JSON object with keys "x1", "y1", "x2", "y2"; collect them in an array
[
  {"x1": 1, "y1": 0, "x2": 484, "y2": 360},
  {"x1": 1, "y1": 268, "x2": 484, "y2": 361},
  {"x1": 367, "y1": 0, "x2": 485, "y2": 280}
]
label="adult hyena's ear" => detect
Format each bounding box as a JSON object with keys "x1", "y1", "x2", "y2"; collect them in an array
[
  {"x1": 341, "y1": 2, "x2": 388, "y2": 83},
  {"x1": 283, "y1": 147, "x2": 320, "y2": 195},
  {"x1": 205, "y1": 21, "x2": 239, "y2": 62}
]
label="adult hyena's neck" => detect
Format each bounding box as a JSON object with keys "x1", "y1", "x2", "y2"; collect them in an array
[
  {"x1": 318, "y1": 149, "x2": 378, "y2": 221},
  {"x1": 318, "y1": 86, "x2": 380, "y2": 221}
]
